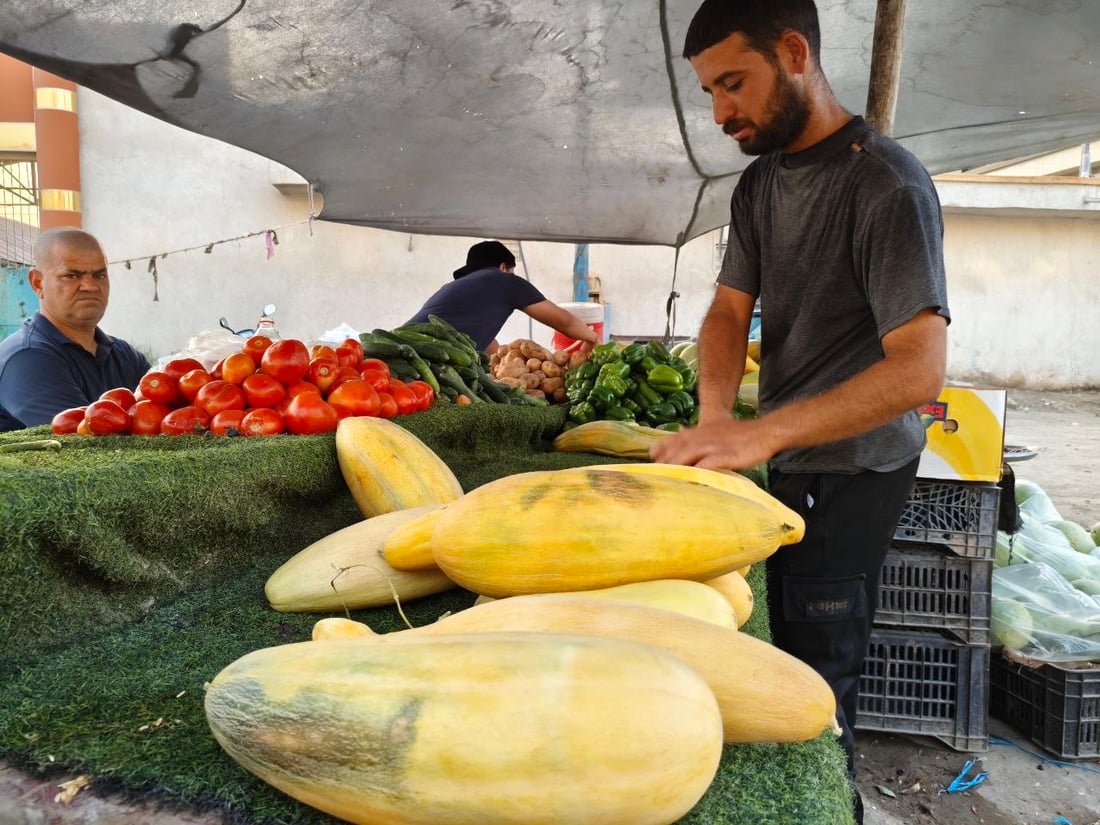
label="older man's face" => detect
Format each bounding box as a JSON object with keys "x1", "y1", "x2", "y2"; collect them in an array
[{"x1": 30, "y1": 241, "x2": 110, "y2": 331}]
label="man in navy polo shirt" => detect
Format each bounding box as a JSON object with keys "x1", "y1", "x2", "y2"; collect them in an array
[
  {"x1": 406, "y1": 240, "x2": 598, "y2": 354},
  {"x1": 0, "y1": 228, "x2": 150, "y2": 431}
]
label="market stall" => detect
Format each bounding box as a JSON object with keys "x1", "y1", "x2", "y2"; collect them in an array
[{"x1": 0, "y1": 397, "x2": 855, "y2": 824}]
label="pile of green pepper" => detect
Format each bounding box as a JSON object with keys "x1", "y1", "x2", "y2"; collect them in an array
[{"x1": 563, "y1": 340, "x2": 699, "y2": 429}]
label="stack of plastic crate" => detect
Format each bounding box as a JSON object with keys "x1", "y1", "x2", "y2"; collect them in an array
[{"x1": 855, "y1": 478, "x2": 1001, "y2": 751}]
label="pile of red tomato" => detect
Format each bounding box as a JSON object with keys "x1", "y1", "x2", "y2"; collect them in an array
[{"x1": 51, "y1": 336, "x2": 435, "y2": 437}]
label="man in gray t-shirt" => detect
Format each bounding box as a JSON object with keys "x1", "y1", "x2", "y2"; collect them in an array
[{"x1": 652, "y1": 3, "x2": 949, "y2": 822}]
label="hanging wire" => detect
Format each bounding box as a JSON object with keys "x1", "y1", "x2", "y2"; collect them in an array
[
  {"x1": 662, "y1": 234, "x2": 685, "y2": 345},
  {"x1": 109, "y1": 217, "x2": 313, "y2": 267}
]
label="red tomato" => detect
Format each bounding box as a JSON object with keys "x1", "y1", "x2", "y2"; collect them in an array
[
  {"x1": 358, "y1": 367, "x2": 391, "y2": 393},
  {"x1": 162, "y1": 357, "x2": 206, "y2": 383},
  {"x1": 406, "y1": 380, "x2": 436, "y2": 411},
  {"x1": 210, "y1": 358, "x2": 225, "y2": 380},
  {"x1": 307, "y1": 357, "x2": 341, "y2": 395},
  {"x1": 340, "y1": 337, "x2": 365, "y2": 363},
  {"x1": 210, "y1": 409, "x2": 247, "y2": 436},
  {"x1": 76, "y1": 418, "x2": 93, "y2": 436},
  {"x1": 327, "y1": 379, "x2": 381, "y2": 417},
  {"x1": 375, "y1": 391, "x2": 398, "y2": 418},
  {"x1": 335, "y1": 343, "x2": 361, "y2": 368},
  {"x1": 242, "y1": 334, "x2": 274, "y2": 365},
  {"x1": 241, "y1": 373, "x2": 287, "y2": 409},
  {"x1": 389, "y1": 381, "x2": 420, "y2": 416},
  {"x1": 221, "y1": 351, "x2": 257, "y2": 385},
  {"x1": 100, "y1": 387, "x2": 137, "y2": 412},
  {"x1": 310, "y1": 344, "x2": 339, "y2": 363},
  {"x1": 260, "y1": 338, "x2": 310, "y2": 385},
  {"x1": 139, "y1": 371, "x2": 182, "y2": 406},
  {"x1": 128, "y1": 400, "x2": 171, "y2": 435},
  {"x1": 178, "y1": 368, "x2": 214, "y2": 403},
  {"x1": 83, "y1": 399, "x2": 131, "y2": 435},
  {"x1": 239, "y1": 408, "x2": 285, "y2": 436},
  {"x1": 357, "y1": 358, "x2": 390, "y2": 375},
  {"x1": 285, "y1": 380, "x2": 322, "y2": 399},
  {"x1": 161, "y1": 405, "x2": 211, "y2": 435},
  {"x1": 51, "y1": 406, "x2": 87, "y2": 435},
  {"x1": 330, "y1": 402, "x2": 354, "y2": 420},
  {"x1": 283, "y1": 393, "x2": 339, "y2": 435},
  {"x1": 194, "y1": 380, "x2": 247, "y2": 416}
]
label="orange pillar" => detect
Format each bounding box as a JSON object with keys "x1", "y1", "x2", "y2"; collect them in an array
[{"x1": 32, "y1": 68, "x2": 82, "y2": 230}]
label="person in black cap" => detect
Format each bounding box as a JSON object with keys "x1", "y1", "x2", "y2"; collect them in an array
[{"x1": 406, "y1": 240, "x2": 599, "y2": 354}]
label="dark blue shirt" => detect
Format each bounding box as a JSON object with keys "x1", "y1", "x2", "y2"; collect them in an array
[
  {"x1": 0, "y1": 312, "x2": 151, "y2": 431},
  {"x1": 406, "y1": 268, "x2": 547, "y2": 351}
]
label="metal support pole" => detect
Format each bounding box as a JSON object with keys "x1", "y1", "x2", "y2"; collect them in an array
[
  {"x1": 572, "y1": 243, "x2": 589, "y2": 302},
  {"x1": 865, "y1": 0, "x2": 907, "y2": 136}
]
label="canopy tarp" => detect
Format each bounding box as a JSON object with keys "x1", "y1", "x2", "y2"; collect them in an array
[{"x1": 1, "y1": 1, "x2": 1098, "y2": 245}]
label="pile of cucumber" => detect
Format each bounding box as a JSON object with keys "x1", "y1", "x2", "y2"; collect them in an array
[{"x1": 359, "y1": 316, "x2": 547, "y2": 406}]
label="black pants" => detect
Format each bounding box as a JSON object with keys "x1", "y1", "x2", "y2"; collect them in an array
[{"x1": 765, "y1": 458, "x2": 919, "y2": 823}]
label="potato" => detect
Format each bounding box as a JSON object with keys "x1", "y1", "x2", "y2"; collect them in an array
[
  {"x1": 568, "y1": 350, "x2": 589, "y2": 369},
  {"x1": 526, "y1": 357, "x2": 543, "y2": 372},
  {"x1": 541, "y1": 361, "x2": 562, "y2": 378},
  {"x1": 519, "y1": 373, "x2": 541, "y2": 390},
  {"x1": 497, "y1": 376, "x2": 524, "y2": 388},
  {"x1": 526, "y1": 388, "x2": 546, "y2": 399},
  {"x1": 541, "y1": 376, "x2": 564, "y2": 395},
  {"x1": 552, "y1": 350, "x2": 570, "y2": 367},
  {"x1": 498, "y1": 360, "x2": 528, "y2": 380},
  {"x1": 552, "y1": 387, "x2": 568, "y2": 403}
]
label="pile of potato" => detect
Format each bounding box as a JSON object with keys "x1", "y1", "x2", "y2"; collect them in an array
[{"x1": 490, "y1": 339, "x2": 589, "y2": 403}]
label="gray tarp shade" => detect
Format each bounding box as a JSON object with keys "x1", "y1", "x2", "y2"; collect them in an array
[{"x1": 1, "y1": 1, "x2": 1098, "y2": 246}]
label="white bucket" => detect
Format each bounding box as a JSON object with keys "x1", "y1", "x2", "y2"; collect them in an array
[{"x1": 553, "y1": 302, "x2": 605, "y2": 349}]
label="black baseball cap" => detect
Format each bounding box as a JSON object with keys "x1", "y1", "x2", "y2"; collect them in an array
[{"x1": 453, "y1": 240, "x2": 516, "y2": 279}]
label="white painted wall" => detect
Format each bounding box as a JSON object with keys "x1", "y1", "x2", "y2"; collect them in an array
[{"x1": 77, "y1": 89, "x2": 1100, "y2": 388}]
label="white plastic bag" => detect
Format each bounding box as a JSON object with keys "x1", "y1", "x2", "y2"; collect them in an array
[{"x1": 992, "y1": 562, "x2": 1100, "y2": 662}]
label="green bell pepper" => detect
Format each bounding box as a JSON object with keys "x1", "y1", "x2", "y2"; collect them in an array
[
  {"x1": 644, "y1": 402, "x2": 679, "y2": 426},
  {"x1": 647, "y1": 364, "x2": 684, "y2": 394},
  {"x1": 594, "y1": 364, "x2": 630, "y2": 398},
  {"x1": 568, "y1": 400, "x2": 597, "y2": 425},
  {"x1": 588, "y1": 342, "x2": 621, "y2": 366},
  {"x1": 576, "y1": 361, "x2": 599, "y2": 383},
  {"x1": 666, "y1": 390, "x2": 696, "y2": 417},
  {"x1": 656, "y1": 421, "x2": 682, "y2": 432},
  {"x1": 620, "y1": 342, "x2": 646, "y2": 365},
  {"x1": 604, "y1": 404, "x2": 636, "y2": 422},
  {"x1": 620, "y1": 397, "x2": 642, "y2": 415},
  {"x1": 588, "y1": 385, "x2": 618, "y2": 411},
  {"x1": 638, "y1": 355, "x2": 660, "y2": 374},
  {"x1": 645, "y1": 339, "x2": 672, "y2": 364},
  {"x1": 632, "y1": 376, "x2": 662, "y2": 409}
]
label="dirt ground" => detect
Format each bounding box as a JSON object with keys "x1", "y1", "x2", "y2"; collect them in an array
[{"x1": 1, "y1": 388, "x2": 1098, "y2": 825}]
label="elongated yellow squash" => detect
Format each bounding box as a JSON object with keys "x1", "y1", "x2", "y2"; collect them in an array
[
  {"x1": 704, "y1": 570, "x2": 754, "y2": 628},
  {"x1": 585, "y1": 462, "x2": 804, "y2": 544},
  {"x1": 366, "y1": 595, "x2": 836, "y2": 744},
  {"x1": 432, "y1": 468, "x2": 799, "y2": 597},
  {"x1": 552, "y1": 419, "x2": 673, "y2": 459},
  {"x1": 336, "y1": 417, "x2": 464, "y2": 518},
  {"x1": 204, "y1": 633, "x2": 723, "y2": 825},
  {"x1": 382, "y1": 506, "x2": 446, "y2": 570},
  {"x1": 265, "y1": 506, "x2": 455, "y2": 612},
  {"x1": 312, "y1": 617, "x2": 374, "y2": 640},
  {"x1": 473, "y1": 578, "x2": 735, "y2": 627}
]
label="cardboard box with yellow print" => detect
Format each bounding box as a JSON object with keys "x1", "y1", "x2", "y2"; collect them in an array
[{"x1": 916, "y1": 387, "x2": 1007, "y2": 482}]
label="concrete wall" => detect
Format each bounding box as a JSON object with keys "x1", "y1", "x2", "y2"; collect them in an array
[
  {"x1": 78, "y1": 89, "x2": 1100, "y2": 388},
  {"x1": 943, "y1": 213, "x2": 1100, "y2": 389}
]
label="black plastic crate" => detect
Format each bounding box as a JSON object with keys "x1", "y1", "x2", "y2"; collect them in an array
[
  {"x1": 875, "y1": 544, "x2": 992, "y2": 646},
  {"x1": 856, "y1": 628, "x2": 989, "y2": 752},
  {"x1": 893, "y1": 479, "x2": 1000, "y2": 559},
  {"x1": 990, "y1": 654, "x2": 1100, "y2": 760}
]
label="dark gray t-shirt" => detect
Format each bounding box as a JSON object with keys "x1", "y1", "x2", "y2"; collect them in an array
[
  {"x1": 407, "y1": 268, "x2": 547, "y2": 351},
  {"x1": 720, "y1": 116, "x2": 950, "y2": 473}
]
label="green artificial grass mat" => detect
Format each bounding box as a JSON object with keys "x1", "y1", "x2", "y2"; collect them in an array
[{"x1": 0, "y1": 406, "x2": 853, "y2": 824}]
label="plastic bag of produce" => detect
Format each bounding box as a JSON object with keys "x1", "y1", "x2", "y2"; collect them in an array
[
  {"x1": 991, "y1": 562, "x2": 1100, "y2": 663},
  {"x1": 1005, "y1": 520, "x2": 1100, "y2": 586},
  {"x1": 1014, "y1": 478, "x2": 1064, "y2": 523}
]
